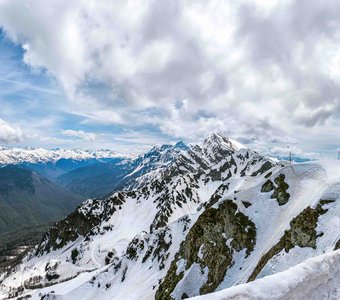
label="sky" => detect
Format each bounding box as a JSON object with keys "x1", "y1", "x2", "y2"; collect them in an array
[{"x1": 0, "y1": 0, "x2": 339, "y2": 157}]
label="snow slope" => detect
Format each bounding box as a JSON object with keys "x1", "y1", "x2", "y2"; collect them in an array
[
  {"x1": 160, "y1": 160, "x2": 340, "y2": 300},
  {"x1": 0, "y1": 134, "x2": 339, "y2": 300},
  {"x1": 190, "y1": 249, "x2": 340, "y2": 300}
]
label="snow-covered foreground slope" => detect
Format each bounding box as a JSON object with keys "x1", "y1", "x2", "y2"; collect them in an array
[
  {"x1": 0, "y1": 134, "x2": 339, "y2": 300},
  {"x1": 190, "y1": 249, "x2": 340, "y2": 300}
]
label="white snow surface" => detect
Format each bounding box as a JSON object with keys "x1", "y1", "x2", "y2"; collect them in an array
[{"x1": 190, "y1": 249, "x2": 340, "y2": 300}]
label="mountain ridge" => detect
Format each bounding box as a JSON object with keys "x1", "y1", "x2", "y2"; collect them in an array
[
  {"x1": 56, "y1": 141, "x2": 190, "y2": 198},
  {"x1": 0, "y1": 134, "x2": 338, "y2": 300}
]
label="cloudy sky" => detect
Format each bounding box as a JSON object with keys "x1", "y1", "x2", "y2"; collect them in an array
[{"x1": 0, "y1": 0, "x2": 339, "y2": 157}]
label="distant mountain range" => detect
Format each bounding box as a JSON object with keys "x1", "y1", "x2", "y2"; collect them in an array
[
  {"x1": 57, "y1": 141, "x2": 189, "y2": 198},
  {"x1": 0, "y1": 143, "x2": 190, "y2": 198},
  {"x1": 0, "y1": 147, "x2": 128, "y2": 165},
  {"x1": 0, "y1": 147, "x2": 130, "y2": 181},
  {"x1": 0, "y1": 142, "x2": 190, "y2": 244}
]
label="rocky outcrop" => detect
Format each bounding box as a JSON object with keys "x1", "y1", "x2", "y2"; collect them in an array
[
  {"x1": 261, "y1": 174, "x2": 290, "y2": 205},
  {"x1": 271, "y1": 174, "x2": 290, "y2": 205},
  {"x1": 156, "y1": 200, "x2": 256, "y2": 299},
  {"x1": 334, "y1": 240, "x2": 340, "y2": 250},
  {"x1": 261, "y1": 180, "x2": 274, "y2": 193}
]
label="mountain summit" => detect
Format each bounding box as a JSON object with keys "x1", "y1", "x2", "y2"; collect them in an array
[{"x1": 202, "y1": 132, "x2": 246, "y2": 152}]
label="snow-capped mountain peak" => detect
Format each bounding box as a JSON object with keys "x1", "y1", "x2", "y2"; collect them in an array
[
  {"x1": 0, "y1": 147, "x2": 130, "y2": 165},
  {"x1": 200, "y1": 132, "x2": 246, "y2": 157}
]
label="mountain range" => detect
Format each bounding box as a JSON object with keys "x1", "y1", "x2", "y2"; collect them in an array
[
  {"x1": 0, "y1": 133, "x2": 339, "y2": 300},
  {"x1": 0, "y1": 148, "x2": 129, "y2": 181},
  {"x1": 0, "y1": 148, "x2": 127, "y2": 165},
  {"x1": 0, "y1": 143, "x2": 189, "y2": 198},
  {"x1": 56, "y1": 141, "x2": 189, "y2": 198},
  {"x1": 0, "y1": 142, "x2": 189, "y2": 253}
]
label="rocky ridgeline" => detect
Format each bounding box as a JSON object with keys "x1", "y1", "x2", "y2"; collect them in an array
[{"x1": 35, "y1": 134, "x2": 275, "y2": 256}]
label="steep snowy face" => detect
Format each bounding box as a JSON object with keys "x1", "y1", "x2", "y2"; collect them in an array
[
  {"x1": 200, "y1": 133, "x2": 246, "y2": 155},
  {"x1": 119, "y1": 141, "x2": 190, "y2": 189},
  {"x1": 0, "y1": 148, "x2": 127, "y2": 165}
]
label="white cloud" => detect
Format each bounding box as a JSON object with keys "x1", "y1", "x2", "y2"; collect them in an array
[
  {"x1": 0, "y1": 118, "x2": 22, "y2": 143},
  {"x1": 62, "y1": 129, "x2": 96, "y2": 142},
  {"x1": 0, "y1": 0, "x2": 340, "y2": 155},
  {"x1": 270, "y1": 145, "x2": 320, "y2": 159}
]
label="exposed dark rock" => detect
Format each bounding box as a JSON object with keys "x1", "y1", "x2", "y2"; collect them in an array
[
  {"x1": 126, "y1": 237, "x2": 145, "y2": 261},
  {"x1": 142, "y1": 228, "x2": 172, "y2": 270},
  {"x1": 242, "y1": 201, "x2": 252, "y2": 208},
  {"x1": 334, "y1": 239, "x2": 340, "y2": 250},
  {"x1": 264, "y1": 172, "x2": 272, "y2": 179},
  {"x1": 270, "y1": 174, "x2": 290, "y2": 205},
  {"x1": 251, "y1": 161, "x2": 273, "y2": 177},
  {"x1": 46, "y1": 273, "x2": 60, "y2": 281},
  {"x1": 156, "y1": 200, "x2": 256, "y2": 299},
  {"x1": 105, "y1": 251, "x2": 114, "y2": 265},
  {"x1": 261, "y1": 180, "x2": 274, "y2": 193},
  {"x1": 71, "y1": 248, "x2": 79, "y2": 264}
]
